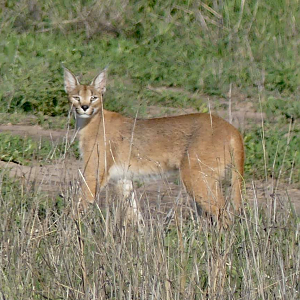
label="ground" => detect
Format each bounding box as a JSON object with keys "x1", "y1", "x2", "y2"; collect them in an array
[{"x1": 1, "y1": 100, "x2": 300, "y2": 218}]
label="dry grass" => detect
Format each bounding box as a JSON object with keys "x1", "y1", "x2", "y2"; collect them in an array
[{"x1": 0, "y1": 164, "x2": 299, "y2": 299}]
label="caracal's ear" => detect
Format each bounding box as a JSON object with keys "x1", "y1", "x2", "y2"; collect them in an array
[
  {"x1": 64, "y1": 67, "x2": 80, "y2": 93},
  {"x1": 91, "y1": 69, "x2": 107, "y2": 93}
]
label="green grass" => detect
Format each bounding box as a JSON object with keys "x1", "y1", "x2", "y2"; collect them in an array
[
  {"x1": 0, "y1": 132, "x2": 79, "y2": 165},
  {"x1": 245, "y1": 122, "x2": 300, "y2": 182},
  {"x1": 1, "y1": 0, "x2": 300, "y2": 116}
]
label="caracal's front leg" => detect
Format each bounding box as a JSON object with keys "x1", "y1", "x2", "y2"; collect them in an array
[{"x1": 79, "y1": 158, "x2": 108, "y2": 211}]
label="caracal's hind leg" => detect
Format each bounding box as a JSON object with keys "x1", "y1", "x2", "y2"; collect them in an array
[{"x1": 180, "y1": 156, "x2": 229, "y2": 224}]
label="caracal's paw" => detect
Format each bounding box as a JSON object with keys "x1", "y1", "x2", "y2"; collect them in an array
[
  {"x1": 217, "y1": 209, "x2": 234, "y2": 230},
  {"x1": 76, "y1": 198, "x2": 90, "y2": 214}
]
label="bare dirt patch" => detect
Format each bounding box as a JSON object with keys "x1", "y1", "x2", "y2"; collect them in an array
[
  {"x1": 0, "y1": 124, "x2": 70, "y2": 141},
  {"x1": 0, "y1": 159, "x2": 80, "y2": 195}
]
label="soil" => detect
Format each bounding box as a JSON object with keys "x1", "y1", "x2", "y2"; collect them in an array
[{"x1": 1, "y1": 101, "x2": 300, "y2": 217}]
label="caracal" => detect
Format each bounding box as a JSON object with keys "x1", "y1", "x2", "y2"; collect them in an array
[{"x1": 64, "y1": 67, "x2": 244, "y2": 222}]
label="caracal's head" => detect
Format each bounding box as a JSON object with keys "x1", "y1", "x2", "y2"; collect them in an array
[{"x1": 64, "y1": 67, "x2": 107, "y2": 119}]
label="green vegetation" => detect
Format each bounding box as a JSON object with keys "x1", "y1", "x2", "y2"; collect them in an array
[
  {"x1": 1, "y1": 0, "x2": 300, "y2": 298},
  {"x1": 1, "y1": 0, "x2": 300, "y2": 116},
  {"x1": 0, "y1": 132, "x2": 79, "y2": 164},
  {"x1": 245, "y1": 122, "x2": 300, "y2": 181}
]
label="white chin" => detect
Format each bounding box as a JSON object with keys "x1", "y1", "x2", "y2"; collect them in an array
[{"x1": 76, "y1": 114, "x2": 91, "y2": 119}]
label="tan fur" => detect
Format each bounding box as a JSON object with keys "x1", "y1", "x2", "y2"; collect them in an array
[{"x1": 64, "y1": 67, "x2": 244, "y2": 222}]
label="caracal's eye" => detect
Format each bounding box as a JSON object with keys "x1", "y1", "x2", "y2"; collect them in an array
[
  {"x1": 72, "y1": 96, "x2": 80, "y2": 101},
  {"x1": 90, "y1": 95, "x2": 98, "y2": 102}
]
